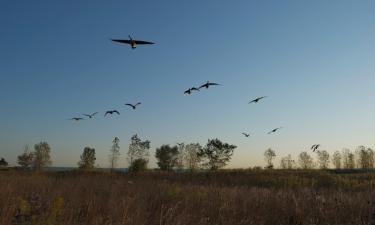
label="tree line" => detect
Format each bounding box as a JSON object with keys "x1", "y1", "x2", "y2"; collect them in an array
[{"x1": 2, "y1": 137, "x2": 375, "y2": 171}]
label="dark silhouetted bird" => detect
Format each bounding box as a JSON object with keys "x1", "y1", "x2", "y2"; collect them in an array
[
  {"x1": 83, "y1": 112, "x2": 98, "y2": 119},
  {"x1": 184, "y1": 87, "x2": 200, "y2": 95},
  {"x1": 199, "y1": 81, "x2": 220, "y2": 89},
  {"x1": 249, "y1": 96, "x2": 267, "y2": 104},
  {"x1": 70, "y1": 117, "x2": 84, "y2": 121},
  {"x1": 267, "y1": 127, "x2": 282, "y2": 134},
  {"x1": 111, "y1": 35, "x2": 154, "y2": 49},
  {"x1": 311, "y1": 144, "x2": 320, "y2": 152},
  {"x1": 242, "y1": 132, "x2": 250, "y2": 137},
  {"x1": 125, "y1": 102, "x2": 141, "y2": 110},
  {"x1": 105, "y1": 110, "x2": 120, "y2": 116}
]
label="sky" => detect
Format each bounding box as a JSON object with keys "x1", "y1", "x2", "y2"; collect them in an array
[{"x1": 1, "y1": 0, "x2": 375, "y2": 168}]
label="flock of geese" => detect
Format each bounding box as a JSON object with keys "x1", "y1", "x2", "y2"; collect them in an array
[{"x1": 69, "y1": 34, "x2": 320, "y2": 152}]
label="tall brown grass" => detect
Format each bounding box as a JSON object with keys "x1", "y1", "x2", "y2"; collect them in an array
[{"x1": 1, "y1": 170, "x2": 375, "y2": 225}]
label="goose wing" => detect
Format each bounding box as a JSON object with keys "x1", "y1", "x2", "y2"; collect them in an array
[
  {"x1": 111, "y1": 39, "x2": 132, "y2": 44},
  {"x1": 134, "y1": 40, "x2": 154, "y2": 45}
]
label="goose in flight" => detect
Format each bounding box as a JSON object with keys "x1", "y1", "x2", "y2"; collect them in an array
[
  {"x1": 105, "y1": 110, "x2": 120, "y2": 116},
  {"x1": 125, "y1": 102, "x2": 141, "y2": 110},
  {"x1": 70, "y1": 117, "x2": 84, "y2": 121},
  {"x1": 184, "y1": 87, "x2": 200, "y2": 95},
  {"x1": 311, "y1": 144, "x2": 320, "y2": 152},
  {"x1": 249, "y1": 96, "x2": 267, "y2": 104},
  {"x1": 267, "y1": 127, "x2": 282, "y2": 134},
  {"x1": 111, "y1": 35, "x2": 154, "y2": 49},
  {"x1": 199, "y1": 81, "x2": 220, "y2": 89},
  {"x1": 242, "y1": 132, "x2": 250, "y2": 137},
  {"x1": 82, "y1": 112, "x2": 98, "y2": 119}
]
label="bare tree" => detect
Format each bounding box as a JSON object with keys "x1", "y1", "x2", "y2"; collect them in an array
[
  {"x1": 176, "y1": 143, "x2": 186, "y2": 170},
  {"x1": 280, "y1": 154, "x2": 295, "y2": 169},
  {"x1": 33, "y1": 142, "x2": 52, "y2": 171},
  {"x1": 184, "y1": 143, "x2": 202, "y2": 171},
  {"x1": 332, "y1": 151, "x2": 341, "y2": 169},
  {"x1": 109, "y1": 137, "x2": 120, "y2": 172},
  {"x1": 264, "y1": 148, "x2": 276, "y2": 169},
  {"x1": 17, "y1": 145, "x2": 34, "y2": 169},
  {"x1": 127, "y1": 134, "x2": 150, "y2": 165},
  {"x1": 356, "y1": 146, "x2": 374, "y2": 169},
  {"x1": 298, "y1": 151, "x2": 314, "y2": 169},
  {"x1": 342, "y1": 148, "x2": 355, "y2": 169},
  {"x1": 316, "y1": 150, "x2": 330, "y2": 169}
]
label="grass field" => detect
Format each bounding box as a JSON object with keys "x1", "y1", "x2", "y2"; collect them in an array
[{"x1": 2, "y1": 169, "x2": 375, "y2": 225}]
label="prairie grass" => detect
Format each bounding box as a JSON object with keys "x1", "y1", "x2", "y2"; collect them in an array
[{"x1": 1, "y1": 170, "x2": 375, "y2": 225}]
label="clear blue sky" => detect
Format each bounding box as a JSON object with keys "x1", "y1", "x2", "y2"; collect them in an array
[{"x1": 1, "y1": 0, "x2": 375, "y2": 168}]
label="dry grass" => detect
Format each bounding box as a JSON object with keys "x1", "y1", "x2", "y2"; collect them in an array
[{"x1": 1, "y1": 170, "x2": 375, "y2": 225}]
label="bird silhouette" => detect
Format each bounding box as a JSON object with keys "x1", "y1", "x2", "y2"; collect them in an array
[
  {"x1": 82, "y1": 112, "x2": 98, "y2": 119},
  {"x1": 267, "y1": 127, "x2": 282, "y2": 134},
  {"x1": 105, "y1": 110, "x2": 120, "y2": 116},
  {"x1": 70, "y1": 117, "x2": 84, "y2": 121},
  {"x1": 184, "y1": 87, "x2": 200, "y2": 95},
  {"x1": 199, "y1": 81, "x2": 220, "y2": 89},
  {"x1": 242, "y1": 132, "x2": 250, "y2": 137},
  {"x1": 125, "y1": 102, "x2": 141, "y2": 110},
  {"x1": 111, "y1": 35, "x2": 154, "y2": 49},
  {"x1": 311, "y1": 144, "x2": 320, "y2": 152},
  {"x1": 249, "y1": 96, "x2": 267, "y2": 104}
]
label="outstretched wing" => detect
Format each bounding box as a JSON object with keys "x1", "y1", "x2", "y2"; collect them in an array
[
  {"x1": 198, "y1": 84, "x2": 207, "y2": 89},
  {"x1": 114, "y1": 110, "x2": 120, "y2": 115},
  {"x1": 125, "y1": 103, "x2": 134, "y2": 108},
  {"x1": 91, "y1": 112, "x2": 98, "y2": 116},
  {"x1": 208, "y1": 82, "x2": 220, "y2": 86},
  {"x1": 82, "y1": 114, "x2": 90, "y2": 117},
  {"x1": 191, "y1": 87, "x2": 200, "y2": 91},
  {"x1": 135, "y1": 102, "x2": 141, "y2": 106},
  {"x1": 104, "y1": 111, "x2": 110, "y2": 116},
  {"x1": 134, "y1": 40, "x2": 154, "y2": 45},
  {"x1": 111, "y1": 39, "x2": 132, "y2": 44}
]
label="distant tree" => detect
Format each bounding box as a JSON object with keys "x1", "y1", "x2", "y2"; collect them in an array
[
  {"x1": 280, "y1": 154, "x2": 295, "y2": 169},
  {"x1": 348, "y1": 152, "x2": 356, "y2": 169},
  {"x1": 128, "y1": 158, "x2": 148, "y2": 173},
  {"x1": 342, "y1": 148, "x2": 355, "y2": 169},
  {"x1": 198, "y1": 138, "x2": 237, "y2": 171},
  {"x1": 78, "y1": 147, "x2": 96, "y2": 170},
  {"x1": 33, "y1": 141, "x2": 52, "y2": 171},
  {"x1": 17, "y1": 145, "x2": 34, "y2": 169},
  {"x1": 316, "y1": 150, "x2": 330, "y2": 169},
  {"x1": 332, "y1": 151, "x2": 341, "y2": 169},
  {"x1": 176, "y1": 143, "x2": 186, "y2": 170},
  {"x1": 184, "y1": 143, "x2": 202, "y2": 171},
  {"x1": 264, "y1": 148, "x2": 276, "y2": 169},
  {"x1": 109, "y1": 137, "x2": 120, "y2": 172},
  {"x1": 127, "y1": 134, "x2": 150, "y2": 165},
  {"x1": 298, "y1": 151, "x2": 314, "y2": 169},
  {"x1": 0, "y1": 158, "x2": 8, "y2": 167},
  {"x1": 155, "y1": 145, "x2": 179, "y2": 171},
  {"x1": 356, "y1": 146, "x2": 374, "y2": 169}
]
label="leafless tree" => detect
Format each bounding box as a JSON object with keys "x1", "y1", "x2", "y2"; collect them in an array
[
  {"x1": 298, "y1": 151, "x2": 314, "y2": 169},
  {"x1": 316, "y1": 150, "x2": 330, "y2": 169},
  {"x1": 332, "y1": 151, "x2": 341, "y2": 169},
  {"x1": 184, "y1": 143, "x2": 202, "y2": 171},
  {"x1": 109, "y1": 137, "x2": 120, "y2": 172},
  {"x1": 264, "y1": 148, "x2": 276, "y2": 169},
  {"x1": 127, "y1": 134, "x2": 150, "y2": 165},
  {"x1": 280, "y1": 154, "x2": 295, "y2": 169},
  {"x1": 33, "y1": 142, "x2": 52, "y2": 171}
]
